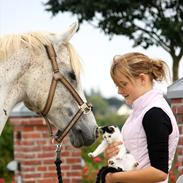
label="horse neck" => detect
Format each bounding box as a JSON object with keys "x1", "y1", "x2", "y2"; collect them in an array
[{"x1": 0, "y1": 49, "x2": 31, "y2": 135}]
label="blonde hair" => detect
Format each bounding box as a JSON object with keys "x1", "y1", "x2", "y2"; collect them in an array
[{"x1": 110, "y1": 52, "x2": 170, "y2": 85}]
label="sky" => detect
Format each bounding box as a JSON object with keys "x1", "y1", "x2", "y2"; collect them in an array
[{"x1": 0, "y1": 0, "x2": 182, "y2": 98}]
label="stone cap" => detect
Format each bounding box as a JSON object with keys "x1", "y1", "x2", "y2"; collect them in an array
[
  {"x1": 167, "y1": 77, "x2": 183, "y2": 99},
  {"x1": 10, "y1": 102, "x2": 38, "y2": 117}
]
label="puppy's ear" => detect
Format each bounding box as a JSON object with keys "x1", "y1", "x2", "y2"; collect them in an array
[
  {"x1": 99, "y1": 126, "x2": 106, "y2": 134},
  {"x1": 108, "y1": 126, "x2": 115, "y2": 133}
]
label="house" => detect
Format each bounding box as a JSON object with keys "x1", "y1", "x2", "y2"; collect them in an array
[{"x1": 117, "y1": 103, "x2": 132, "y2": 116}]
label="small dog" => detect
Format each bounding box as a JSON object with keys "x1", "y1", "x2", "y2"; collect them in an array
[{"x1": 88, "y1": 125, "x2": 138, "y2": 183}]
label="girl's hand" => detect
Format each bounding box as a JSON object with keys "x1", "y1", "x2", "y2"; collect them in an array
[
  {"x1": 104, "y1": 141, "x2": 122, "y2": 159},
  {"x1": 105, "y1": 173, "x2": 113, "y2": 183}
]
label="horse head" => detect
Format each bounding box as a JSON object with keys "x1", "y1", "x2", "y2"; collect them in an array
[{"x1": 0, "y1": 22, "x2": 98, "y2": 147}]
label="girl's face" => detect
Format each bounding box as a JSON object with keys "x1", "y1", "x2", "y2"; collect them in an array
[{"x1": 116, "y1": 73, "x2": 152, "y2": 105}]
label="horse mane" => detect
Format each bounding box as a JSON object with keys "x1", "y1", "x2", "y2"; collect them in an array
[
  {"x1": 0, "y1": 32, "x2": 82, "y2": 78},
  {"x1": 0, "y1": 32, "x2": 51, "y2": 60}
]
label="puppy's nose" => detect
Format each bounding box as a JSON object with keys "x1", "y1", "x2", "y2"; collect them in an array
[{"x1": 108, "y1": 160, "x2": 114, "y2": 165}]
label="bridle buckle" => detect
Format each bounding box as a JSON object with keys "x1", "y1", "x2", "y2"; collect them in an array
[{"x1": 80, "y1": 103, "x2": 92, "y2": 114}]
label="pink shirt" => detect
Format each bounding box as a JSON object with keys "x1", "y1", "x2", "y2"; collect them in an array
[{"x1": 121, "y1": 89, "x2": 179, "y2": 183}]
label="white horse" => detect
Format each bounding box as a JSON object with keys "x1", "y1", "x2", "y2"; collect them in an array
[{"x1": 0, "y1": 22, "x2": 98, "y2": 147}]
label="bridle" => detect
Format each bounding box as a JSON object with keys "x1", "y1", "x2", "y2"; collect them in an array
[
  {"x1": 38, "y1": 44, "x2": 93, "y2": 143},
  {"x1": 36, "y1": 44, "x2": 93, "y2": 183}
]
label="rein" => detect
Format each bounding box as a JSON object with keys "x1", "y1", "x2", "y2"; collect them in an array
[{"x1": 38, "y1": 44, "x2": 92, "y2": 183}]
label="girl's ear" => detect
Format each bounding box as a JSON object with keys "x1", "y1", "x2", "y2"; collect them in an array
[{"x1": 139, "y1": 73, "x2": 147, "y2": 85}]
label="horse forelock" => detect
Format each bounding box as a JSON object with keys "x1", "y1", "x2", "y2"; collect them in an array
[
  {"x1": 0, "y1": 32, "x2": 51, "y2": 60},
  {"x1": 0, "y1": 32, "x2": 82, "y2": 79}
]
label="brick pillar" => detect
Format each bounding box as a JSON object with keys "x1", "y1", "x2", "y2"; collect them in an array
[
  {"x1": 167, "y1": 78, "x2": 183, "y2": 175},
  {"x1": 171, "y1": 98, "x2": 183, "y2": 174},
  {"x1": 10, "y1": 116, "x2": 82, "y2": 183}
]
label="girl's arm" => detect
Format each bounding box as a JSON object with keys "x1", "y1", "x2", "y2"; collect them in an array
[
  {"x1": 106, "y1": 166, "x2": 167, "y2": 183},
  {"x1": 104, "y1": 108, "x2": 172, "y2": 183}
]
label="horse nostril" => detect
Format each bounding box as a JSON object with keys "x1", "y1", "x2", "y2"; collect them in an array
[
  {"x1": 76, "y1": 127, "x2": 82, "y2": 134},
  {"x1": 95, "y1": 127, "x2": 100, "y2": 138}
]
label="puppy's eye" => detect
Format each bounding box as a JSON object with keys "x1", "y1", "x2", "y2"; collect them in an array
[
  {"x1": 108, "y1": 135, "x2": 111, "y2": 138},
  {"x1": 69, "y1": 72, "x2": 76, "y2": 80}
]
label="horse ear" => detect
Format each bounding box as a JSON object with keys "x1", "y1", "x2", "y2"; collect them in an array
[{"x1": 61, "y1": 21, "x2": 79, "y2": 43}]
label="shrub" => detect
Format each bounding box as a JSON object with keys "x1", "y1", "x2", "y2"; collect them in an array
[{"x1": 0, "y1": 121, "x2": 14, "y2": 183}]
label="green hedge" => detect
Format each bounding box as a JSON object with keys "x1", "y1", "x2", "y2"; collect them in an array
[{"x1": 0, "y1": 121, "x2": 14, "y2": 183}]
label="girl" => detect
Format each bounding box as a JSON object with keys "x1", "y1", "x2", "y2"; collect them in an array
[{"x1": 104, "y1": 52, "x2": 179, "y2": 183}]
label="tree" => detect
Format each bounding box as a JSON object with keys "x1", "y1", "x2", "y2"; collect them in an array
[
  {"x1": 106, "y1": 97, "x2": 123, "y2": 110},
  {"x1": 86, "y1": 90, "x2": 109, "y2": 117},
  {"x1": 45, "y1": 0, "x2": 183, "y2": 81}
]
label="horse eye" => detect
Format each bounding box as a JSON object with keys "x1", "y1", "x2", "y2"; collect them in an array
[{"x1": 68, "y1": 72, "x2": 76, "y2": 80}]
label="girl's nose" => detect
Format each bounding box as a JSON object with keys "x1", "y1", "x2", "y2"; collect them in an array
[
  {"x1": 118, "y1": 88, "x2": 121, "y2": 95},
  {"x1": 118, "y1": 87, "x2": 123, "y2": 95},
  {"x1": 118, "y1": 88, "x2": 126, "y2": 98}
]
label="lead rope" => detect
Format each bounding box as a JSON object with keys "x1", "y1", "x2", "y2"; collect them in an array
[{"x1": 55, "y1": 143, "x2": 63, "y2": 183}]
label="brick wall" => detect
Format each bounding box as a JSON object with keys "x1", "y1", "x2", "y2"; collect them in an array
[
  {"x1": 10, "y1": 117, "x2": 82, "y2": 183},
  {"x1": 170, "y1": 98, "x2": 183, "y2": 174}
]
